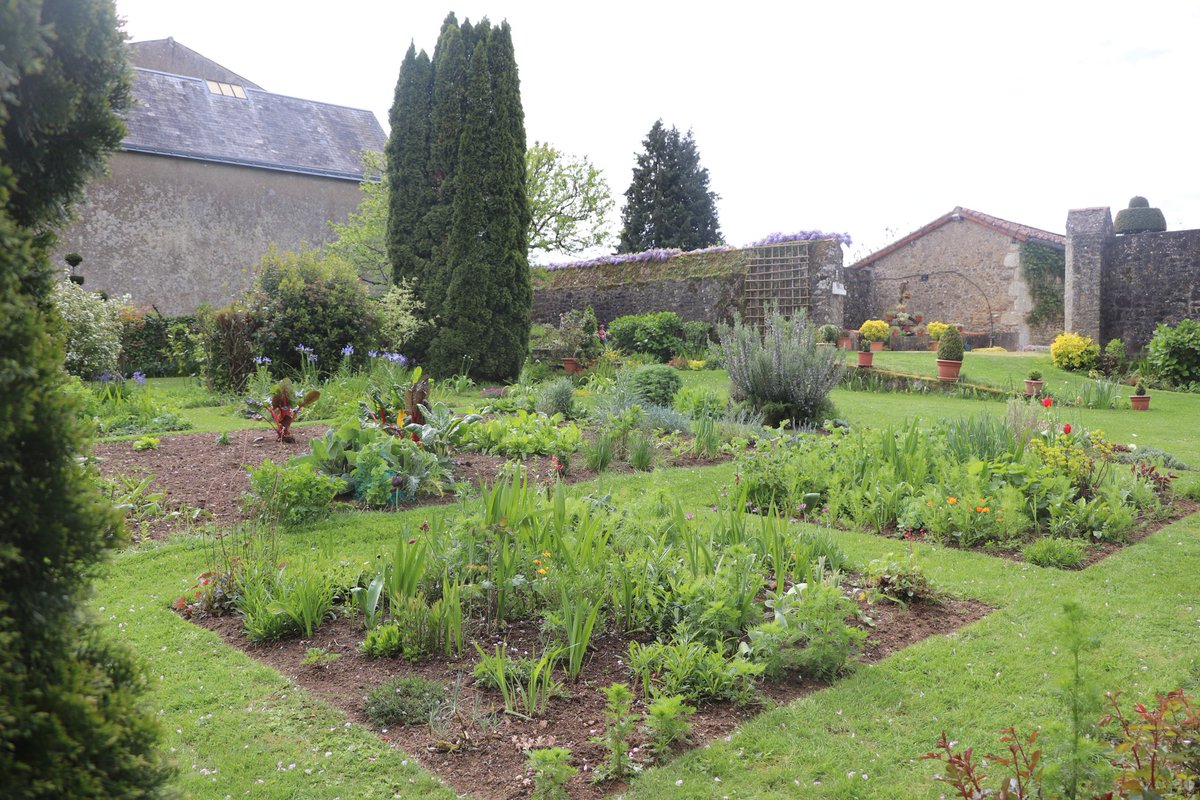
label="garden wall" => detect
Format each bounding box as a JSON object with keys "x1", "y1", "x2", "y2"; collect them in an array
[
  {"x1": 1065, "y1": 207, "x2": 1200, "y2": 351},
  {"x1": 532, "y1": 238, "x2": 844, "y2": 327}
]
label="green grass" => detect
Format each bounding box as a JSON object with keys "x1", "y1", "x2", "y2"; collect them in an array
[{"x1": 91, "y1": 365, "x2": 1200, "y2": 798}]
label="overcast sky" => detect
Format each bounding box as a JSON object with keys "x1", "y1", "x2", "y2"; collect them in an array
[{"x1": 113, "y1": 1, "x2": 1200, "y2": 262}]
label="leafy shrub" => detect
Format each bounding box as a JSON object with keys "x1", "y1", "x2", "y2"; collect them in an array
[
  {"x1": 638, "y1": 404, "x2": 692, "y2": 434},
  {"x1": 251, "y1": 245, "x2": 380, "y2": 376},
  {"x1": 375, "y1": 281, "x2": 428, "y2": 351},
  {"x1": 1022, "y1": 537, "x2": 1087, "y2": 569},
  {"x1": 937, "y1": 325, "x2": 964, "y2": 361},
  {"x1": 859, "y1": 319, "x2": 890, "y2": 342},
  {"x1": 51, "y1": 278, "x2": 123, "y2": 378},
  {"x1": 199, "y1": 303, "x2": 260, "y2": 392},
  {"x1": 1147, "y1": 318, "x2": 1200, "y2": 388},
  {"x1": 926, "y1": 321, "x2": 949, "y2": 340},
  {"x1": 631, "y1": 364, "x2": 682, "y2": 406},
  {"x1": 608, "y1": 311, "x2": 685, "y2": 361},
  {"x1": 351, "y1": 436, "x2": 448, "y2": 506},
  {"x1": 552, "y1": 306, "x2": 602, "y2": 360},
  {"x1": 117, "y1": 307, "x2": 197, "y2": 377},
  {"x1": 641, "y1": 695, "x2": 695, "y2": 762},
  {"x1": 719, "y1": 309, "x2": 842, "y2": 426},
  {"x1": 680, "y1": 320, "x2": 712, "y2": 356},
  {"x1": 536, "y1": 377, "x2": 576, "y2": 417},
  {"x1": 1051, "y1": 332, "x2": 1100, "y2": 372},
  {"x1": 245, "y1": 459, "x2": 343, "y2": 526},
  {"x1": 817, "y1": 323, "x2": 841, "y2": 344},
  {"x1": 363, "y1": 676, "x2": 446, "y2": 726}
]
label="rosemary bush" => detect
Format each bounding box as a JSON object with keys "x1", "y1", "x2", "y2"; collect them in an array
[{"x1": 718, "y1": 309, "x2": 842, "y2": 426}]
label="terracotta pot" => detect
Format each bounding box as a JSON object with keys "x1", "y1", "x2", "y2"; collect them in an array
[
  {"x1": 936, "y1": 358, "x2": 962, "y2": 382},
  {"x1": 1130, "y1": 394, "x2": 1151, "y2": 411},
  {"x1": 857, "y1": 351, "x2": 874, "y2": 368},
  {"x1": 930, "y1": 340, "x2": 940, "y2": 352},
  {"x1": 561, "y1": 357, "x2": 583, "y2": 374},
  {"x1": 837, "y1": 336, "x2": 852, "y2": 350},
  {"x1": 1024, "y1": 379, "x2": 1044, "y2": 396},
  {"x1": 869, "y1": 341, "x2": 884, "y2": 352}
]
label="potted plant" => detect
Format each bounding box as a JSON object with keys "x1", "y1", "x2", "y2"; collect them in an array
[
  {"x1": 555, "y1": 306, "x2": 601, "y2": 373},
  {"x1": 817, "y1": 323, "x2": 840, "y2": 347},
  {"x1": 860, "y1": 319, "x2": 889, "y2": 352},
  {"x1": 857, "y1": 338, "x2": 874, "y2": 368},
  {"x1": 926, "y1": 321, "x2": 949, "y2": 352},
  {"x1": 936, "y1": 325, "x2": 963, "y2": 382},
  {"x1": 1025, "y1": 369, "x2": 1044, "y2": 397},
  {"x1": 1130, "y1": 381, "x2": 1151, "y2": 411}
]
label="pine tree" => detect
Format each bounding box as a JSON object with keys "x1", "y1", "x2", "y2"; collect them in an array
[
  {"x1": 618, "y1": 120, "x2": 722, "y2": 253},
  {"x1": 0, "y1": 1, "x2": 170, "y2": 795},
  {"x1": 385, "y1": 43, "x2": 433, "y2": 288}
]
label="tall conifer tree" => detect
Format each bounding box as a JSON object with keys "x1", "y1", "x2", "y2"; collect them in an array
[
  {"x1": 0, "y1": 1, "x2": 170, "y2": 795},
  {"x1": 619, "y1": 120, "x2": 722, "y2": 252},
  {"x1": 385, "y1": 43, "x2": 432, "y2": 287}
]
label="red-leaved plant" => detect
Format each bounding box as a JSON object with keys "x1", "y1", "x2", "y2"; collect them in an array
[{"x1": 261, "y1": 378, "x2": 319, "y2": 442}]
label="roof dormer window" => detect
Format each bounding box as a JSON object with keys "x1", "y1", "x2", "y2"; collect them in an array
[{"x1": 205, "y1": 80, "x2": 246, "y2": 99}]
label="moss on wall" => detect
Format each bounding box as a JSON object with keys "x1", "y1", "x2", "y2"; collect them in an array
[{"x1": 1021, "y1": 241, "x2": 1065, "y2": 327}]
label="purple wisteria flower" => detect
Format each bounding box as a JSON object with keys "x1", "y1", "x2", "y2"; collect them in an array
[
  {"x1": 545, "y1": 231, "x2": 851, "y2": 272},
  {"x1": 751, "y1": 230, "x2": 853, "y2": 246}
]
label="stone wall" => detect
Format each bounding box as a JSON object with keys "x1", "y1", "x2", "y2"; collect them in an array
[
  {"x1": 54, "y1": 151, "x2": 364, "y2": 314},
  {"x1": 848, "y1": 218, "x2": 1054, "y2": 346},
  {"x1": 532, "y1": 239, "x2": 844, "y2": 327},
  {"x1": 1065, "y1": 207, "x2": 1200, "y2": 351}
]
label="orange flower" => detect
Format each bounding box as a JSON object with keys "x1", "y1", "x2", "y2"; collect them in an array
[
  {"x1": 925, "y1": 501, "x2": 934, "y2": 507},
  {"x1": 947, "y1": 497, "x2": 958, "y2": 505},
  {"x1": 533, "y1": 559, "x2": 542, "y2": 566},
  {"x1": 537, "y1": 568, "x2": 547, "y2": 575},
  {"x1": 976, "y1": 506, "x2": 985, "y2": 513},
  {"x1": 983, "y1": 507, "x2": 990, "y2": 513}
]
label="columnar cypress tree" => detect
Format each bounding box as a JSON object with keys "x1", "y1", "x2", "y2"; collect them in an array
[
  {"x1": 476, "y1": 21, "x2": 530, "y2": 379},
  {"x1": 388, "y1": 14, "x2": 530, "y2": 381},
  {"x1": 427, "y1": 38, "x2": 493, "y2": 377},
  {"x1": 385, "y1": 43, "x2": 433, "y2": 287},
  {"x1": 0, "y1": 1, "x2": 170, "y2": 795},
  {"x1": 618, "y1": 120, "x2": 722, "y2": 253}
]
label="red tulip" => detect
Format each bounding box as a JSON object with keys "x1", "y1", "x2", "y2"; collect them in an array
[
  {"x1": 1042, "y1": 397, "x2": 1053, "y2": 408},
  {"x1": 1063, "y1": 423, "x2": 1072, "y2": 434}
]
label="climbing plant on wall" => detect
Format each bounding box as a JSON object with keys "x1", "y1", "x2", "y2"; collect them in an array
[{"x1": 1021, "y1": 242, "x2": 1065, "y2": 327}]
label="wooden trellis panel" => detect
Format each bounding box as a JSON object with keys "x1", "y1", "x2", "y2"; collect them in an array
[{"x1": 743, "y1": 242, "x2": 811, "y2": 325}]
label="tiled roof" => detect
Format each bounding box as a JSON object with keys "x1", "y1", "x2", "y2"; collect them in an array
[
  {"x1": 849, "y1": 207, "x2": 1065, "y2": 269},
  {"x1": 122, "y1": 67, "x2": 386, "y2": 181}
]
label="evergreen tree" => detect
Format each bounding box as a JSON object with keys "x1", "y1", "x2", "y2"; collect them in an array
[
  {"x1": 385, "y1": 43, "x2": 432, "y2": 288},
  {"x1": 476, "y1": 21, "x2": 530, "y2": 379},
  {"x1": 390, "y1": 15, "x2": 530, "y2": 381},
  {"x1": 618, "y1": 120, "x2": 722, "y2": 253},
  {"x1": 0, "y1": 1, "x2": 171, "y2": 796}
]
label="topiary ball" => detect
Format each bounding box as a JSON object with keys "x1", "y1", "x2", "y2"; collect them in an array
[{"x1": 1114, "y1": 196, "x2": 1166, "y2": 234}]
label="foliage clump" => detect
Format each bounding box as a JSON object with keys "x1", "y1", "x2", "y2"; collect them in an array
[
  {"x1": 859, "y1": 319, "x2": 890, "y2": 342},
  {"x1": 937, "y1": 325, "x2": 964, "y2": 361},
  {"x1": 1050, "y1": 332, "x2": 1100, "y2": 372},
  {"x1": 1147, "y1": 318, "x2": 1200, "y2": 389},
  {"x1": 0, "y1": 1, "x2": 172, "y2": 793},
  {"x1": 631, "y1": 364, "x2": 683, "y2": 407},
  {"x1": 719, "y1": 309, "x2": 842, "y2": 426},
  {"x1": 608, "y1": 311, "x2": 686, "y2": 362},
  {"x1": 51, "y1": 278, "x2": 123, "y2": 378},
  {"x1": 364, "y1": 676, "x2": 446, "y2": 726}
]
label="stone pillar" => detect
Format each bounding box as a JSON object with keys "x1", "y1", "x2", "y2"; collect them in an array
[
  {"x1": 809, "y1": 238, "x2": 845, "y2": 328},
  {"x1": 1064, "y1": 207, "x2": 1112, "y2": 340}
]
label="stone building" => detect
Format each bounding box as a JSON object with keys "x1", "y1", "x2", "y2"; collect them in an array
[
  {"x1": 55, "y1": 39, "x2": 386, "y2": 314},
  {"x1": 846, "y1": 207, "x2": 1065, "y2": 348}
]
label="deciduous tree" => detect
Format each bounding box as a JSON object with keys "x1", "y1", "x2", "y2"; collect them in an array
[{"x1": 526, "y1": 141, "x2": 615, "y2": 260}]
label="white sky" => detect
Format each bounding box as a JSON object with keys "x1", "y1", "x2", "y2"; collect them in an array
[{"x1": 114, "y1": 0, "x2": 1200, "y2": 262}]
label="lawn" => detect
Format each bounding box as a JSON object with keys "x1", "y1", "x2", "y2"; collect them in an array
[{"x1": 91, "y1": 365, "x2": 1200, "y2": 798}]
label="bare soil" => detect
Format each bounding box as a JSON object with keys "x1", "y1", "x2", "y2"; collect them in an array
[
  {"x1": 92, "y1": 426, "x2": 732, "y2": 541},
  {"x1": 194, "y1": 591, "x2": 991, "y2": 800}
]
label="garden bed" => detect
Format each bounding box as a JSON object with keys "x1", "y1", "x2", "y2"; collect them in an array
[
  {"x1": 191, "y1": 590, "x2": 990, "y2": 800},
  {"x1": 93, "y1": 425, "x2": 733, "y2": 540}
]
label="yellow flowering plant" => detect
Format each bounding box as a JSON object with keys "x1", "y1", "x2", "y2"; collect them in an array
[{"x1": 859, "y1": 319, "x2": 890, "y2": 342}]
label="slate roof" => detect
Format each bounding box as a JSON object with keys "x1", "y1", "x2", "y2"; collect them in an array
[
  {"x1": 849, "y1": 206, "x2": 1065, "y2": 269},
  {"x1": 122, "y1": 66, "x2": 386, "y2": 181}
]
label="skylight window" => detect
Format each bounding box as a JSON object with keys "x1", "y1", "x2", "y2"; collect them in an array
[{"x1": 205, "y1": 80, "x2": 246, "y2": 99}]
